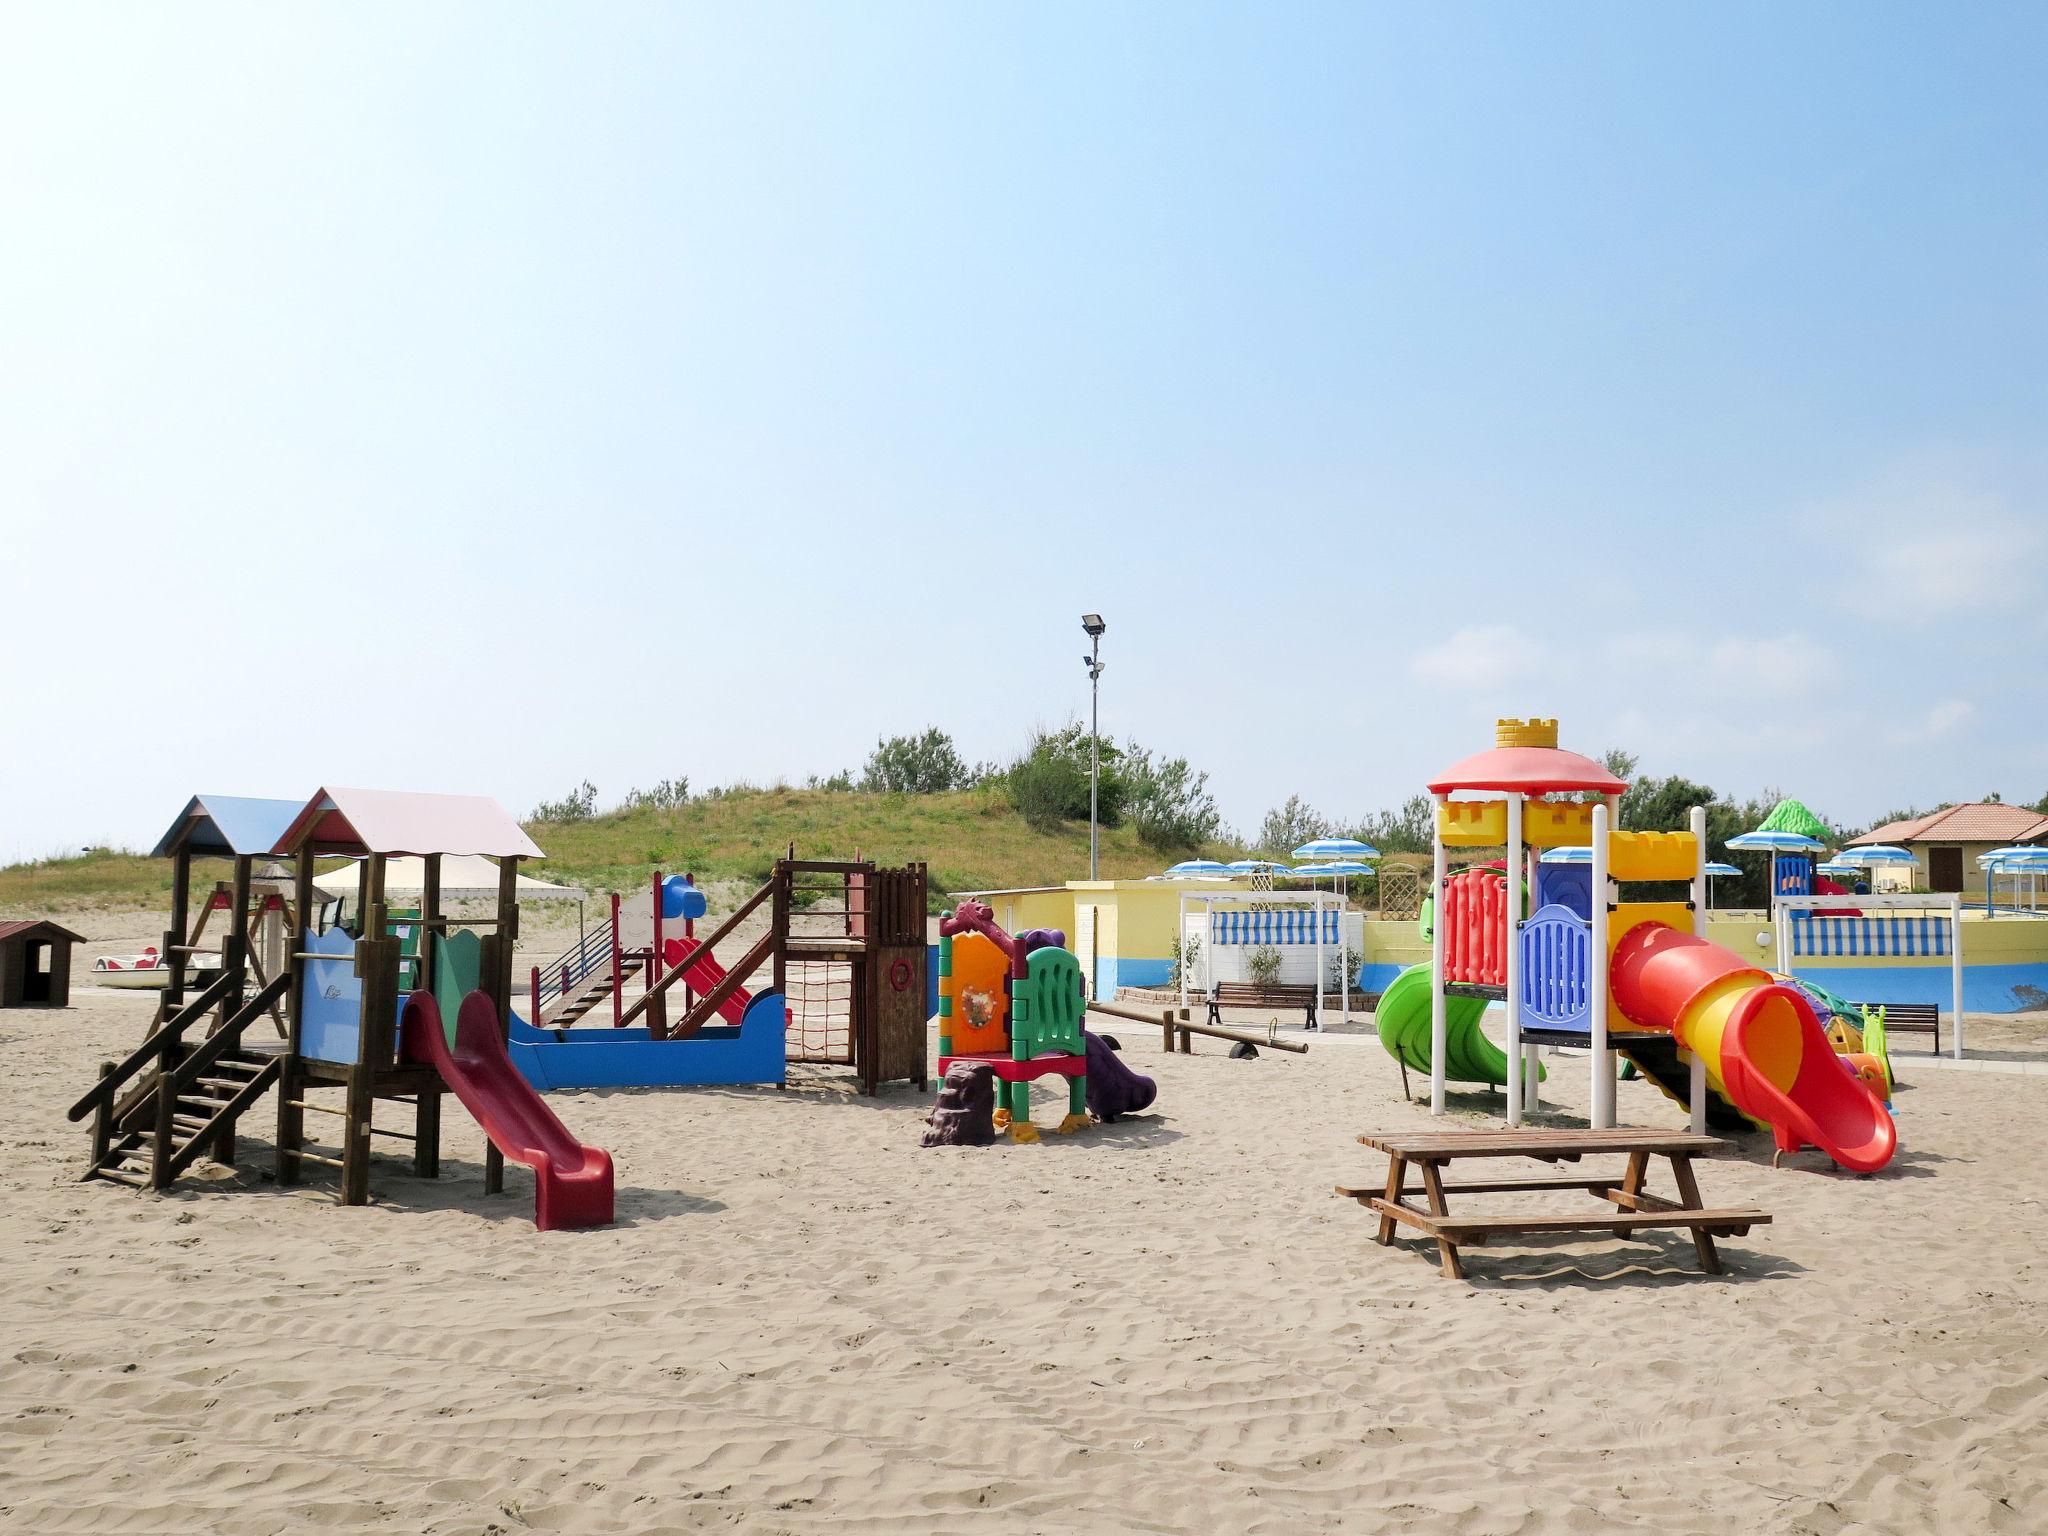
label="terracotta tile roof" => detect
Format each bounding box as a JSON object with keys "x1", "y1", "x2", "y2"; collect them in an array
[{"x1": 1848, "y1": 803, "x2": 2048, "y2": 846}]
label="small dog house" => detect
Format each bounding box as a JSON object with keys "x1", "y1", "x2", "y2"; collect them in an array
[{"x1": 0, "y1": 920, "x2": 83, "y2": 1008}]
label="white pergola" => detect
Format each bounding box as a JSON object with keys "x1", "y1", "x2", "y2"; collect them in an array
[
  {"x1": 1176, "y1": 886, "x2": 1337, "y2": 1027},
  {"x1": 1772, "y1": 891, "x2": 1966, "y2": 1058}
]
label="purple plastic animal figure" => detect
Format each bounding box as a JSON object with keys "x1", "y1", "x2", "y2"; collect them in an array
[{"x1": 1083, "y1": 1030, "x2": 1157, "y2": 1123}]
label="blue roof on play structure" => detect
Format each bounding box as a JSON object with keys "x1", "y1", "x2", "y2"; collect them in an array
[{"x1": 150, "y1": 795, "x2": 306, "y2": 859}]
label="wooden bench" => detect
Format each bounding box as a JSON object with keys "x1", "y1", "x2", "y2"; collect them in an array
[
  {"x1": 1857, "y1": 1000, "x2": 1940, "y2": 1055},
  {"x1": 1208, "y1": 982, "x2": 1318, "y2": 1030},
  {"x1": 1336, "y1": 1128, "x2": 1770, "y2": 1279}
]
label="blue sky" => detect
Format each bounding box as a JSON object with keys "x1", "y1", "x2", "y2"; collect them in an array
[{"x1": 2, "y1": 3, "x2": 2043, "y2": 862}]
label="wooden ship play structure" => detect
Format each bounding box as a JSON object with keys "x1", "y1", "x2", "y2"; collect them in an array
[
  {"x1": 517, "y1": 855, "x2": 929, "y2": 1096},
  {"x1": 68, "y1": 790, "x2": 930, "y2": 1224}
]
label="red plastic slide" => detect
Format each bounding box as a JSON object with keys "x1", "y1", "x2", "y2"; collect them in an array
[
  {"x1": 1609, "y1": 923, "x2": 1896, "y2": 1173},
  {"x1": 401, "y1": 991, "x2": 615, "y2": 1230},
  {"x1": 660, "y1": 936, "x2": 754, "y2": 1025}
]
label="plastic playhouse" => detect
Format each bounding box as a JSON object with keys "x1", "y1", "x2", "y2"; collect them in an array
[
  {"x1": 1379, "y1": 719, "x2": 1897, "y2": 1173},
  {"x1": 935, "y1": 901, "x2": 1155, "y2": 1142}
]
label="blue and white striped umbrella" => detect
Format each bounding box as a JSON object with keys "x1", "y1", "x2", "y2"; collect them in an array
[
  {"x1": 1227, "y1": 859, "x2": 1294, "y2": 874},
  {"x1": 1836, "y1": 845, "x2": 1917, "y2": 865},
  {"x1": 1539, "y1": 846, "x2": 1592, "y2": 865},
  {"x1": 1291, "y1": 837, "x2": 1381, "y2": 860},
  {"x1": 1725, "y1": 830, "x2": 1827, "y2": 852},
  {"x1": 1284, "y1": 860, "x2": 1375, "y2": 877},
  {"x1": 1704, "y1": 862, "x2": 1742, "y2": 876},
  {"x1": 1163, "y1": 860, "x2": 1231, "y2": 877},
  {"x1": 1980, "y1": 846, "x2": 2048, "y2": 870},
  {"x1": 1817, "y1": 859, "x2": 1860, "y2": 877}
]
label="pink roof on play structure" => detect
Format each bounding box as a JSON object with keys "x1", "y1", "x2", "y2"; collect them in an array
[
  {"x1": 1427, "y1": 719, "x2": 1630, "y2": 797},
  {"x1": 1428, "y1": 745, "x2": 1629, "y2": 796},
  {"x1": 269, "y1": 788, "x2": 544, "y2": 859}
]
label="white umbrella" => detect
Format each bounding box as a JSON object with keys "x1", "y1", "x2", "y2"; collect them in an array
[{"x1": 1291, "y1": 837, "x2": 1381, "y2": 860}]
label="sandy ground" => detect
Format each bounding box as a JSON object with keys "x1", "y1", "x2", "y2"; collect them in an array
[{"x1": 2, "y1": 929, "x2": 2046, "y2": 1535}]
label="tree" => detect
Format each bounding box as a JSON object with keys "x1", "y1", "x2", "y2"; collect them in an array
[
  {"x1": 1124, "y1": 743, "x2": 1222, "y2": 851},
  {"x1": 861, "y1": 728, "x2": 972, "y2": 794},
  {"x1": 1257, "y1": 795, "x2": 1332, "y2": 856},
  {"x1": 1355, "y1": 795, "x2": 1434, "y2": 855}
]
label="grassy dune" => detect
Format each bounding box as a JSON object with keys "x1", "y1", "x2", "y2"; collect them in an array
[
  {"x1": 0, "y1": 789, "x2": 1241, "y2": 914},
  {"x1": 527, "y1": 786, "x2": 1239, "y2": 902}
]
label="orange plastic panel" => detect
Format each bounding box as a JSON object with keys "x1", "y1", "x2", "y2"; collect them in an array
[{"x1": 947, "y1": 932, "x2": 1011, "y2": 1055}]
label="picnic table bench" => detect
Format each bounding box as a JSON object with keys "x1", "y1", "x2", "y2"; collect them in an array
[
  {"x1": 1208, "y1": 981, "x2": 1318, "y2": 1030},
  {"x1": 1336, "y1": 1128, "x2": 1770, "y2": 1279}
]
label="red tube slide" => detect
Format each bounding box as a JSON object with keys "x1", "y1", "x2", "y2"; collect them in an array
[{"x1": 1609, "y1": 923, "x2": 1896, "y2": 1173}]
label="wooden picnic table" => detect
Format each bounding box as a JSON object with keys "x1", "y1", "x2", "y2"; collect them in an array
[{"x1": 1337, "y1": 1128, "x2": 1770, "y2": 1280}]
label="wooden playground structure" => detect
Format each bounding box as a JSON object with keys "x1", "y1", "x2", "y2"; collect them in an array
[
  {"x1": 73, "y1": 802, "x2": 937, "y2": 1204},
  {"x1": 535, "y1": 855, "x2": 931, "y2": 1096}
]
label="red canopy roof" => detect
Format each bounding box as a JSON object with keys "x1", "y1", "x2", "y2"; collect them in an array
[{"x1": 1427, "y1": 745, "x2": 1629, "y2": 797}]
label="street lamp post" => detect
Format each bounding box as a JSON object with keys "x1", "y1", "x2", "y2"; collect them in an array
[{"x1": 1082, "y1": 614, "x2": 1106, "y2": 880}]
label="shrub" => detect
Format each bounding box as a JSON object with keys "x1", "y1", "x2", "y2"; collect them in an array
[
  {"x1": 621, "y1": 777, "x2": 690, "y2": 812},
  {"x1": 532, "y1": 781, "x2": 598, "y2": 823},
  {"x1": 1126, "y1": 745, "x2": 1222, "y2": 851},
  {"x1": 1246, "y1": 946, "x2": 1283, "y2": 987},
  {"x1": 862, "y1": 729, "x2": 973, "y2": 794},
  {"x1": 1002, "y1": 723, "x2": 1126, "y2": 832},
  {"x1": 1257, "y1": 795, "x2": 1332, "y2": 856}
]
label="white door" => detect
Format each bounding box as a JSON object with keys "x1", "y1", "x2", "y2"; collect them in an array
[{"x1": 1074, "y1": 906, "x2": 1098, "y2": 1000}]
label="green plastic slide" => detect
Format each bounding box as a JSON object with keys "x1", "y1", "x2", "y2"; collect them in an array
[{"x1": 1374, "y1": 963, "x2": 1539, "y2": 1088}]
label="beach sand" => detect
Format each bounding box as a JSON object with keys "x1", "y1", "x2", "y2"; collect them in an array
[{"x1": 3, "y1": 930, "x2": 2045, "y2": 1535}]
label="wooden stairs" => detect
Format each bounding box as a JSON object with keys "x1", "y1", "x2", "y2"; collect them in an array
[{"x1": 71, "y1": 971, "x2": 291, "y2": 1191}]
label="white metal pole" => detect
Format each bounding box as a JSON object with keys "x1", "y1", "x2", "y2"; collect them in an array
[
  {"x1": 1687, "y1": 806, "x2": 1709, "y2": 1135},
  {"x1": 1429, "y1": 795, "x2": 1448, "y2": 1114},
  {"x1": 1340, "y1": 875, "x2": 1351, "y2": 1026},
  {"x1": 1524, "y1": 835, "x2": 1542, "y2": 1112},
  {"x1": 1505, "y1": 793, "x2": 1525, "y2": 1127},
  {"x1": 1177, "y1": 891, "x2": 1187, "y2": 1013},
  {"x1": 1312, "y1": 887, "x2": 1324, "y2": 1032},
  {"x1": 1590, "y1": 803, "x2": 1612, "y2": 1128},
  {"x1": 1950, "y1": 893, "x2": 1964, "y2": 1059}
]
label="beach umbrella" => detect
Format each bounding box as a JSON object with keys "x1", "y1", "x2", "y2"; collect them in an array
[
  {"x1": 1836, "y1": 845, "x2": 1917, "y2": 866},
  {"x1": 1978, "y1": 846, "x2": 2048, "y2": 869},
  {"x1": 1539, "y1": 846, "x2": 1592, "y2": 864},
  {"x1": 1756, "y1": 798, "x2": 1834, "y2": 842},
  {"x1": 1726, "y1": 829, "x2": 1826, "y2": 910},
  {"x1": 1702, "y1": 859, "x2": 1742, "y2": 909},
  {"x1": 1816, "y1": 859, "x2": 1860, "y2": 877},
  {"x1": 1163, "y1": 859, "x2": 1231, "y2": 877},
  {"x1": 1291, "y1": 837, "x2": 1381, "y2": 861},
  {"x1": 1725, "y1": 830, "x2": 1826, "y2": 852},
  {"x1": 1226, "y1": 859, "x2": 1294, "y2": 873},
  {"x1": 1980, "y1": 847, "x2": 2048, "y2": 913}
]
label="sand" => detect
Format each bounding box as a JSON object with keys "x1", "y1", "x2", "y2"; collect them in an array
[{"x1": 3, "y1": 929, "x2": 2046, "y2": 1536}]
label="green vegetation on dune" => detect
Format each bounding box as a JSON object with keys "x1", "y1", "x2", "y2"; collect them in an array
[
  {"x1": 0, "y1": 789, "x2": 1243, "y2": 915},
  {"x1": 527, "y1": 786, "x2": 1241, "y2": 903},
  {"x1": 0, "y1": 847, "x2": 198, "y2": 913}
]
